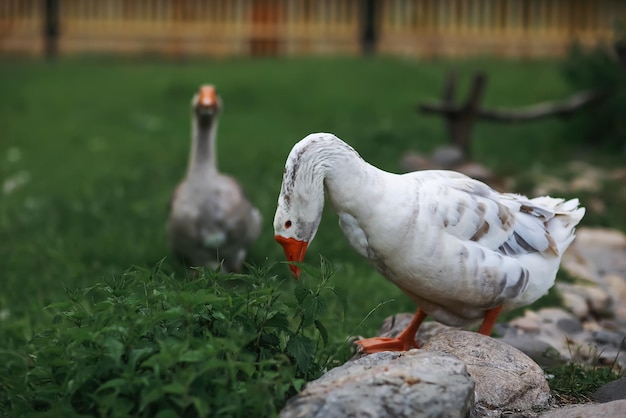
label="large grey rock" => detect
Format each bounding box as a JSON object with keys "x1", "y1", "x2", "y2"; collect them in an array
[
  {"x1": 593, "y1": 377, "x2": 626, "y2": 403},
  {"x1": 280, "y1": 350, "x2": 474, "y2": 418},
  {"x1": 539, "y1": 399, "x2": 626, "y2": 418},
  {"x1": 422, "y1": 331, "x2": 550, "y2": 417}
]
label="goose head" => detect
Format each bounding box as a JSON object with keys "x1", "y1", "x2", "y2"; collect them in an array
[
  {"x1": 274, "y1": 137, "x2": 327, "y2": 278},
  {"x1": 192, "y1": 85, "x2": 221, "y2": 127}
]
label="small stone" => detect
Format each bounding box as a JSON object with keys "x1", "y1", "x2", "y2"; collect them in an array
[
  {"x1": 400, "y1": 151, "x2": 437, "y2": 172},
  {"x1": 585, "y1": 286, "x2": 612, "y2": 316},
  {"x1": 614, "y1": 305, "x2": 626, "y2": 322},
  {"x1": 570, "y1": 175, "x2": 601, "y2": 193},
  {"x1": 559, "y1": 289, "x2": 589, "y2": 319},
  {"x1": 594, "y1": 377, "x2": 626, "y2": 402},
  {"x1": 533, "y1": 177, "x2": 568, "y2": 196},
  {"x1": 431, "y1": 146, "x2": 464, "y2": 168},
  {"x1": 588, "y1": 197, "x2": 606, "y2": 214},
  {"x1": 539, "y1": 399, "x2": 626, "y2": 418},
  {"x1": 560, "y1": 248, "x2": 599, "y2": 283},
  {"x1": 510, "y1": 311, "x2": 542, "y2": 332},
  {"x1": 609, "y1": 167, "x2": 626, "y2": 181},
  {"x1": 583, "y1": 320, "x2": 603, "y2": 332},
  {"x1": 575, "y1": 227, "x2": 626, "y2": 249},
  {"x1": 454, "y1": 162, "x2": 493, "y2": 180},
  {"x1": 591, "y1": 330, "x2": 626, "y2": 349},
  {"x1": 557, "y1": 283, "x2": 612, "y2": 317},
  {"x1": 556, "y1": 317, "x2": 584, "y2": 334},
  {"x1": 605, "y1": 274, "x2": 626, "y2": 302},
  {"x1": 538, "y1": 307, "x2": 583, "y2": 333}
]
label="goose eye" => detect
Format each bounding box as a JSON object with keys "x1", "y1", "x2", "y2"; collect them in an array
[{"x1": 284, "y1": 220, "x2": 292, "y2": 229}]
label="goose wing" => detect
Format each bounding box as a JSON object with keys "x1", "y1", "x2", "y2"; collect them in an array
[{"x1": 418, "y1": 171, "x2": 558, "y2": 257}]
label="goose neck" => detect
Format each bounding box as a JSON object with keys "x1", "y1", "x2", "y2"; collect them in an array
[{"x1": 188, "y1": 117, "x2": 218, "y2": 175}]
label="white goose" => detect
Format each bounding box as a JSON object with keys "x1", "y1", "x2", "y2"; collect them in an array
[
  {"x1": 273, "y1": 133, "x2": 585, "y2": 353},
  {"x1": 167, "y1": 85, "x2": 261, "y2": 273}
]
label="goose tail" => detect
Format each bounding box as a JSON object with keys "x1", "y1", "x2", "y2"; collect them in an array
[{"x1": 531, "y1": 196, "x2": 585, "y2": 255}]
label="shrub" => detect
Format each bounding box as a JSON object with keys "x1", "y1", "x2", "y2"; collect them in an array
[
  {"x1": 561, "y1": 37, "x2": 626, "y2": 151},
  {"x1": 0, "y1": 259, "x2": 349, "y2": 417}
]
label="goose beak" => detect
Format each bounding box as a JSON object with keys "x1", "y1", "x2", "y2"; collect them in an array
[
  {"x1": 274, "y1": 235, "x2": 308, "y2": 279},
  {"x1": 197, "y1": 85, "x2": 218, "y2": 108}
]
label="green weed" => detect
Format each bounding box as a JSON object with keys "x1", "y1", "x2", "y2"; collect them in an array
[
  {"x1": 0, "y1": 259, "x2": 350, "y2": 417},
  {"x1": 547, "y1": 344, "x2": 624, "y2": 402}
]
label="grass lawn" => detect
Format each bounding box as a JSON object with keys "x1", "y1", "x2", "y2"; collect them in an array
[{"x1": 0, "y1": 55, "x2": 624, "y2": 415}]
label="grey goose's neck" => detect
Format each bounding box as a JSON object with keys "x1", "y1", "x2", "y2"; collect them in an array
[{"x1": 188, "y1": 116, "x2": 218, "y2": 176}]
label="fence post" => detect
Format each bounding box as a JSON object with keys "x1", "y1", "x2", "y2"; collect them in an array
[
  {"x1": 43, "y1": 0, "x2": 60, "y2": 59},
  {"x1": 361, "y1": 0, "x2": 379, "y2": 55}
]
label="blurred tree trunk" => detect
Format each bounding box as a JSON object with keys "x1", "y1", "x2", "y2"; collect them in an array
[
  {"x1": 360, "y1": 0, "x2": 379, "y2": 56},
  {"x1": 43, "y1": 0, "x2": 59, "y2": 59}
]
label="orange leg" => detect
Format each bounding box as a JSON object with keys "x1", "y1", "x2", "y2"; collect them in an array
[
  {"x1": 355, "y1": 308, "x2": 428, "y2": 353},
  {"x1": 477, "y1": 304, "x2": 503, "y2": 335}
]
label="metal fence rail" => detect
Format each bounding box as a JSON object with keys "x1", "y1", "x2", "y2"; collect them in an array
[{"x1": 0, "y1": 0, "x2": 623, "y2": 58}]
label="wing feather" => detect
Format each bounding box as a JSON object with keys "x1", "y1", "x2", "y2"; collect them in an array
[{"x1": 418, "y1": 173, "x2": 558, "y2": 258}]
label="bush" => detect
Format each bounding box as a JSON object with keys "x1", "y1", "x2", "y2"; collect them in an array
[
  {"x1": 0, "y1": 259, "x2": 350, "y2": 417},
  {"x1": 561, "y1": 38, "x2": 626, "y2": 151}
]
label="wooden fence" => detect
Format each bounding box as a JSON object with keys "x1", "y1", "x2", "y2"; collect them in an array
[
  {"x1": 1, "y1": 0, "x2": 624, "y2": 59},
  {"x1": 378, "y1": 0, "x2": 624, "y2": 57}
]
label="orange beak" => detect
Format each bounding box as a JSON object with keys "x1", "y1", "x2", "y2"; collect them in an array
[
  {"x1": 198, "y1": 85, "x2": 217, "y2": 107},
  {"x1": 274, "y1": 235, "x2": 308, "y2": 279}
]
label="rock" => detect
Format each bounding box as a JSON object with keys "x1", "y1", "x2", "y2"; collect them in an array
[
  {"x1": 509, "y1": 310, "x2": 542, "y2": 333},
  {"x1": 609, "y1": 167, "x2": 626, "y2": 182},
  {"x1": 570, "y1": 174, "x2": 601, "y2": 193},
  {"x1": 591, "y1": 329, "x2": 626, "y2": 350},
  {"x1": 588, "y1": 197, "x2": 606, "y2": 215},
  {"x1": 558, "y1": 288, "x2": 590, "y2": 319},
  {"x1": 560, "y1": 250, "x2": 600, "y2": 284},
  {"x1": 431, "y1": 146, "x2": 464, "y2": 168},
  {"x1": 497, "y1": 336, "x2": 566, "y2": 369},
  {"x1": 455, "y1": 163, "x2": 505, "y2": 191},
  {"x1": 584, "y1": 286, "x2": 612, "y2": 316},
  {"x1": 279, "y1": 350, "x2": 474, "y2": 418},
  {"x1": 400, "y1": 151, "x2": 437, "y2": 172},
  {"x1": 605, "y1": 274, "x2": 626, "y2": 300},
  {"x1": 537, "y1": 307, "x2": 584, "y2": 334},
  {"x1": 593, "y1": 377, "x2": 626, "y2": 402},
  {"x1": 556, "y1": 283, "x2": 612, "y2": 318},
  {"x1": 399, "y1": 149, "x2": 505, "y2": 190},
  {"x1": 561, "y1": 227, "x2": 626, "y2": 285},
  {"x1": 568, "y1": 229, "x2": 626, "y2": 279},
  {"x1": 575, "y1": 227, "x2": 626, "y2": 249},
  {"x1": 533, "y1": 177, "x2": 568, "y2": 196},
  {"x1": 422, "y1": 330, "x2": 550, "y2": 416},
  {"x1": 455, "y1": 162, "x2": 493, "y2": 180},
  {"x1": 539, "y1": 399, "x2": 626, "y2": 418},
  {"x1": 582, "y1": 320, "x2": 603, "y2": 332},
  {"x1": 615, "y1": 305, "x2": 626, "y2": 323}
]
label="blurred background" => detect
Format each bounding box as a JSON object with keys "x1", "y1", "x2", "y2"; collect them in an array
[{"x1": 1, "y1": 0, "x2": 623, "y2": 59}]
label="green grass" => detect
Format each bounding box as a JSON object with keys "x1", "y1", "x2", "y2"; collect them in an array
[{"x1": 0, "y1": 55, "x2": 624, "y2": 415}]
